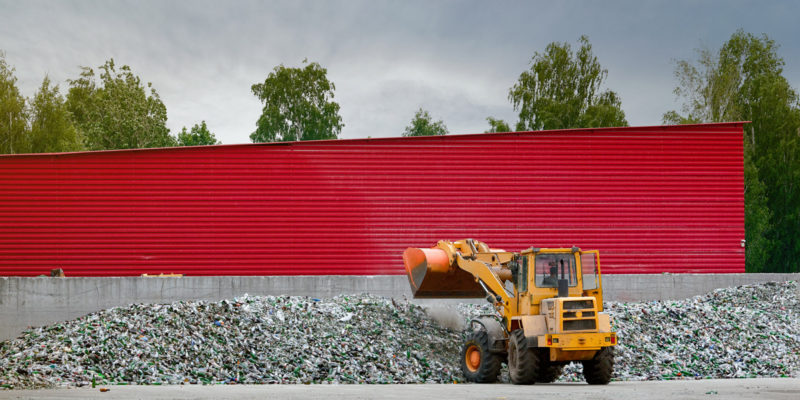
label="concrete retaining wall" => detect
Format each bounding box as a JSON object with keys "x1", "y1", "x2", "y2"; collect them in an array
[{"x1": 1, "y1": 273, "x2": 798, "y2": 341}]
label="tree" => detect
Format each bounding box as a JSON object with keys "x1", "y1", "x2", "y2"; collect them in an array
[
  {"x1": 250, "y1": 61, "x2": 343, "y2": 142},
  {"x1": 66, "y1": 59, "x2": 174, "y2": 150},
  {"x1": 177, "y1": 121, "x2": 220, "y2": 146},
  {"x1": 28, "y1": 76, "x2": 82, "y2": 153},
  {"x1": 665, "y1": 30, "x2": 800, "y2": 273},
  {"x1": 485, "y1": 117, "x2": 511, "y2": 133},
  {"x1": 662, "y1": 46, "x2": 741, "y2": 124},
  {"x1": 403, "y1": 108, "x2": 448, "y2": 137},
  {"x1": 742, "y1": 148, "x2": 772, "y2": 272},
  {"x1": 509, "y1": 35, "x2": 627, "y2": 131},
  {"x1": 0, "y1": 53, "x2": 28, "y2": 154}
]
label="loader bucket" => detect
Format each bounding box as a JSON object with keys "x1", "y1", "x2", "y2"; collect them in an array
[{"x1": 403, "y1": 247, "x2": 485, "y2": 298}]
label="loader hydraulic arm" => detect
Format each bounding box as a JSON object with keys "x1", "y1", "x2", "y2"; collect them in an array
[{"x1": 455, "y1": 255, "x2": 512, "y2": 305}]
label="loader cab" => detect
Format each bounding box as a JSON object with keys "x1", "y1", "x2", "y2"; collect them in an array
[{"x1": 518, "y1": 248, "x2": 604, "y2": 315}]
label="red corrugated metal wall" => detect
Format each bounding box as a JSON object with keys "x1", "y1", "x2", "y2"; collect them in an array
[{"x1": 0, "y1": 123, "x2": 745, "y2": 276}]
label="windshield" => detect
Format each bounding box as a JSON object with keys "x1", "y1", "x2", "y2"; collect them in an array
[{"x1": 534, "y1": 253, "x2": 577, "y2": 288}]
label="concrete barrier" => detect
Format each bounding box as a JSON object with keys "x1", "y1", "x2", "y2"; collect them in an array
[{"x1": 1, "y1": 273, "x2": 798, "y2": 341}]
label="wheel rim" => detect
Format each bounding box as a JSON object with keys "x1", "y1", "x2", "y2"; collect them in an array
[{"x1": 465, "y1": 345, "x2": 481, "y2": 372}]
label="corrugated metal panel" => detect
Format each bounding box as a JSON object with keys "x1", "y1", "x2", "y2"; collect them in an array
[{"x1": 0, "y1": 123, "x2": 745, "y2": 276}]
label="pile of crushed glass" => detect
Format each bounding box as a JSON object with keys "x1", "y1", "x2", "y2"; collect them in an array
[{"x1": 1, "y1": 281, "x2": 797, "y2": 388}]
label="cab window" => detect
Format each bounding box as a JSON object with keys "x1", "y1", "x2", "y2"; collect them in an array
[
  {"x1": 580, "y1": 252, "x2": 599, "y2": 290},
  {"x1": 535, "y1": 253, "x2": 577, "y2": 288},
  {"x1": 517, "y1": 256, "x2": 528, "y2": 292}
]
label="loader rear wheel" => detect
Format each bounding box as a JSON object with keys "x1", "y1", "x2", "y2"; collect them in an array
[
  {"x1": 460, "y1": 330, "x2": 501, "y2": 383},
  {"x1": 508, "y1": 329, "x2": 542, "y2": 384},
  {"x1": 537, "y1": 363, "x2": 564, "y2": 383},
  {"x1": 582, "y1": 347, "x2": 614, "y2": 385}
]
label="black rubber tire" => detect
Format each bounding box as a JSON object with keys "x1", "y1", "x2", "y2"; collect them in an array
[
  {"x1": 507, "y1": 329, "x2": 542, "y2": 384},
  {"x1": 460, "y1": 330, "x2": 502, "y2": 383},
  {"x1": 536, "y1": 363, "x2": 564, "y2": 383},
  {"x1": 582, "y1": 347, "x2": 614, "y2": 385}
]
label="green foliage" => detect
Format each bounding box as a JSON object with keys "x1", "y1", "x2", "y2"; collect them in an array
[
  {"x1": 177, "y1": 121, "x2": 220, "y2": 146},
  {"x1": 485, "y1": 117, "x2": 511, "y2": 133},
  {"x1": 66, "y1": 59, "x2": 174, "y2": 150},
  {"x1": 0, "y1": 53, "x2": 29, "y2": 154},
  {"x1": 743, "y1": 148, "x2": 772, "y2": 273},
  {"x1": 663, "y1": 45, "x2": 742, "y2": 124},
  {"x1": 661, "y1": 110, "x2": 701, "y2": 125},
  {"x1": 403, "y1": 108, "x2": 448, "y2": 137},
  {"x1": 250, "y1": 61, "x2": 343, "y2": 142},
  {"x1": 509, "y1": 36, "x2": 627, "y2": 131},
  {"x1": 28, "y1": 76, "x2": 82, "y2": 153},
  {"x1": 665, "y1": 30, "x2": 800, "y2": 273}
]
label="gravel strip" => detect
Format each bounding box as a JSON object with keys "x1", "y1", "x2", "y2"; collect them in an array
[{"x1": 1, "y1": 281, "x2": 797, "y2": 388}]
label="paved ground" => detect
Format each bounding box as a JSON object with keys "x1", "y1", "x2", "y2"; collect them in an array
[{"x1": 1, "y1": 379, "x2": 798, "y2": 400}]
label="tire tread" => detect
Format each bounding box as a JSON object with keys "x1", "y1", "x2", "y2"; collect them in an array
[
  {"x1": 508, "y1": 329, "x2": 541, "y2": 385},
  {"x1": 460, "y1": 330, "x2": 502, "y2": 383},
  {"x1": 582, "y1": 347, "x2": 614, "y2": 385}
]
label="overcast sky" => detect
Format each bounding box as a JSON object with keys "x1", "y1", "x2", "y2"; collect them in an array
[{"x1": 2, "y1": 0, "x2": 798, "y2": 144}]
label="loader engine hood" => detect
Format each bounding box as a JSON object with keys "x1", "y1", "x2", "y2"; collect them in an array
[{"x1": 540, "y1": 297, "x2": 600, "y2": 334}]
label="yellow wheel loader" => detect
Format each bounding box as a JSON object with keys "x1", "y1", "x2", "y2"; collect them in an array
[{"x1": 403, "y1": 239, "x2": 617, "y2": 384}]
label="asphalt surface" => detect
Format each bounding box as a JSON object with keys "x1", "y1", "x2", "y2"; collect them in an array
[{"x1": 1, "y1": 379, "x2": 798, "y2": 400}]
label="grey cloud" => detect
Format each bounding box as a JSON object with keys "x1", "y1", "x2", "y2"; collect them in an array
[{"x1": 1, "y1": 0, "x2": 798, "y2": 144}]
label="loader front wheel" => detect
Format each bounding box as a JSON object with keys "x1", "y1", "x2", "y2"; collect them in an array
[
  {"x1": 508, "y1": 329, "x2": 542, "y2": 384},
  {"x1": 582, "y1": 347, "x2": 614, "y2": 385},
  {"x1": 460, "y1": 330, "x2": 501, "y2": 383}
]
